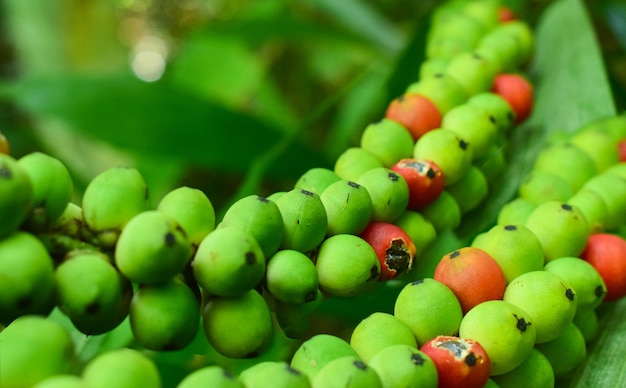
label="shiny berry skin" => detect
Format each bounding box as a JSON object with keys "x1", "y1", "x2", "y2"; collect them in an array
[
  {"x1": 420, "y1": 335, "x2": 491, "y2": 388},
  {"x1": 385, "y1": 93, "x2": 442, "y2": 141},
  {"x1": 580, "y1": 233, "x2": 626, "y2": 302},
  {"x1": 391, "y1": 158, "x2": 445, "y2": 210},
  {"x1": 360, "y1": 222, "x2": 416, "y2": 281},
  {"x1": 491, "y1": 73, "x2": 533, "y2": 123}
]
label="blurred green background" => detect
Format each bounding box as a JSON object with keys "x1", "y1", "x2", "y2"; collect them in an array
[{"x1": 0, "y1": 0, "x2": 624, "y2": 219}]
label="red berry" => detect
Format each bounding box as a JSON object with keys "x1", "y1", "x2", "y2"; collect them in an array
[
  {"x1": 618, "y1": 140, "x2": 626, "y2": 162},
  {"x1": 580, "y1": 233, "x2": 626, "y2": 302},
  {"x1": 498, "y1": 6, "x2": 518, "y2": 23},
  {"x1": 434, "y1": 247, "x2": 507, "y2": 314},
  {"x1": 385, "y1": 93, "x2": 442, "y2": 141},
  {"x1": 491, "y1": 73, "x2": 533, "y2": 123},
  {"x1": 420, "y1": 335, "x2": 491, "y2": 388},
  {"x1": 360, "y1": 222, "x2": 416, "y2": 281},
  {"x1": 391, "y1": 158, "x2": 445, "y2": 210}
]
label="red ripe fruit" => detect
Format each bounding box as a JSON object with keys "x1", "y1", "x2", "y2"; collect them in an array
[
  {"x1": 420, "y1": 335, "x2": 491, "y2": 388},
  {"x1": 434, "y1": 247, "x2": 507, "y2": 314},
  {"x1": 491, "y1": 73, "x2": 533, "y2": 124},
  {"x1": 360, "y1": 221, "x2": 416, "y2": 281},
  {"x1": 498, "y1": 6, "x2": 517, "y2": 23},
  {"x1": 618, "y1": 140, "x2": 626, "y2": 162},
  {"x1": 581, "y1": 233, "x2": 626, "y2": 302},
  {"x1": 385, "y1": 93, "x2": 442, "y2": 141},
  {"x1": 391, "y1": 158, "x2": 445, "y2": 210}
]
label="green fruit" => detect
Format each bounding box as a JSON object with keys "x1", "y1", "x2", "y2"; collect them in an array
[
  {"x1": 276, "y1": 189, "x2": 328, "y2": 253},
  {"x1": 360, "y1": 119, "x2": 414, "y2": 167},
  {"x1": 202, "y1": 289, "x2": 273, "y2": 358},
  {"x1": 0, "y1": 231, "x2": 56, "y2": 325},
  {"x1": 295, "y1": 168, "x2": 341, "y2": 194},
  {"x1": 193, "y1": 226, "x2": 265, "y2": 297},
  {"x1": 115, "y1": 210, "x2": 193, "y2": 284},
  {"x1": 445, "y1": 52, "x2": 498, "y2": 96},
  {"x1": 426, "y1": 36, "x2": 474, "y2": 60},
  {"x1": 497, "y1": 197, "x2": 536, "y2": 225},
  {"x1": 315, "y1": 234, "x2": 381, "y2": 297},
  {"x1": 130, "y1": 277, "x2": 200, "y2": 351},
  {"x1": 311, "y1": 356, "x2": 382, "y2": 388},
  {"x1": 334, "y1": 147, "x2": 384, "y2": 182},
  {"x1": 177, "y1": 366, "x2": 244, "y2": 388},
  {"x1": 290, "y1": 334, "x2": 360, "y2": 381},
  {"x1": 459, "y1": 300, "x2": 537, "y2": 376},
  {"x1": 535, "y1": 322, "x2": 586, "y2": 378},
  {"x1": 441, "y1": 103, "x2": 498, "y2": 159},
  {"x1": 33, "y1": 375, "x2": 83, "y2": 388},
  {"x1": 467, "y1": 92, "x2": 516, "y2": 134},
  {"x1": 82, "y1": 166, "x2": 150, "y2": 248},
  {"x1": 429, "y1": 10, "x2": 486, "y2": 50},
  {"x1": 476, "y1": 29, "x2": 525, "y2": 72},
  {"x1": 265, "y1": 249, "x2": 319, "y2": 304},
  {"x1": 570, "y1": 127, "x2": 620, "y2": 172},
  {"x1": 239, "y1": 361, "x2": 311, "y2": 388},
  {"x1": 393, "y1": 278, "x2": 463, "y2": 346},
  {"x1": 524, "y1": 201, "x2": 590, "y2": 262},
  {"x1": 418, "y1": 57, "x2": 451, "y2": 79},
  {"x1": 518, "y1": 171, "x2": 575, "y2": 206},
  {"x1": 572, "y1": 307, "x2": 600, "y2": 344},
  {"x1": 446, "y1": 165, "x2": 488, "y2": 213},
  {"x1": 55, "y1": 251, "x2": 132, "y2": 335},
  {"x1": 473, "y1": 144, "x2": 506, "y2": 182},
  {"x1": 220, "y1": 195, "x2": 284, "y2": 258},
  {"x1": 503, "y1": 270, "x2": 577, "y2": 344},
  {"x1": 81, "y1": 348, "x2": 161, "y2": 388},
  {"x1": 356, "y1": 168, "x2": 409, "y2": 223},
  {"x1": 17, "y1": 152, "x2": 73, "y2": 231},
  {"x1": 413, "y1": 128, "x2": 473, "y2": 185},
  {"x1": 471, "y1": 224, "x2": 545, "y2": 283},
  {"x1": 368, "y1": 344, "x2": 438, "y2": 388},
  {"x1": 0, "y1": 315, "x2": 75, "y2": 388},
  {"x1": 581, "y1": 173, "x2": 626, "y2": 230},
  {"x1": 406, "y1": 73, "x2": 468, "y2": 114},
  {"x1": 0, "y1": 153, "x2": 34, "y2": 238},
  {"x1": 544, "y1": 257, "x2": 607, "y2": 309},
  {"x1": 491, "y1": 348, "x2": 555, "y2": 388},
  {"x1": 349, "y1": 312, "x2": 418, "y2": 363},
  {"x1": 393, "y1": 210, "x2": 437, "y2": 256},
  {"x1": 320, "y1": 180, "x2": 373, "y2": 236},
  {"x1": 157, "y1": 186, "x2": 215, "y2": 248},
  {"x1": 496, "y1": 20, "x2": 534, "y2": 67},
  {"x1": 274, "y1": 289, "x2": 323, "y2": 339},
  {"x1": 50, "y1": 202, "x2": 83, "y2": 238},
  {"x1": 421, "y1": 191, "x2": 461, "y2": 231},
  {"x1": 532, "y1": 143, "x2": 598, "y2": 192}
]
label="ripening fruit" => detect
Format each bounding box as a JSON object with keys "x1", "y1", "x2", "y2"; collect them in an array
[
  {"x1": 177, "y1": 366, "x2": 244, "y2": 388},
  {"x1": 202, "y1": 289, "x2": 273, "y2": 359},
  {"x1": 311, "y1": 356, "x2": 382, "y2": 388},
  {"x1": 406, "y1": 73, "x2": 468, "y2": 114},
  {"x1": 295, "y1": 167, "x2": 341, "y2": 195},
  {"x1": 0, "y1": 315, "x2": 75, "y2": 388},
  {"x1": 239, "y1": 362, "x2": 310, "y2": 388},
  {"x1": 157, "y1": 186, "x2": 215, "y2": 248},
  {"x1": 360, "y1": 222, "x2": 416, "y2": 281},
  {"x1": 290, "y1": 334, "x2": 360, "y2": 381},
  {"x1": 391, "y1": 158, "x2": 445, "y2": 210},
  {"x1": 349, "y1": 312, "x2": 418, "y2": 363},
  {"x1": 384, "y1": 94, "x2": 442, "y2": 141},
  {"x1": 320, "y1": 180, "x2": 373, "y2": 236},
  {"x1": 265, "y1": 249, "x2": 319, "y2": 304},
  {"x1": 115, "y1": 210, "x2": 193, "y2": 284},
  {"x1": 368, "y1": 344, "x2": 438, "y2": 388},
  {"x1": 580, "y1": 233, "x2": 626, "y2": 302},
  {"x1": 82, "y1": 166, "x2": 150, "y2": 248},
  {"x1": 81, "y1": 348, "x2": 161, "y2": 388},
  {"x1": 413, "y1": 129, "x2": 473, "y2": 186},
  {"x1": 360, "y1": 119, "x2": 414, "y2": 166},
  {"x1": 356, "y1": 168, "x2": 409, "y2": 223},
  {"x1": 434, "y1": 247, "x2": 507, "y2": 314},
  {"x1": 275, "y1": 188, "x2": 328, "y2": 253},
  {"x1": 0, "y1": 153, "x2": 34, "y2": 238},
  {"x1": 491, "y1": 73, "x2": 534, "y2": 123},
  {"x1": 334, "y1": 147, "x2": 384, "y2": 182},
  {"x1": 193, "y1": 226, "x2": 265, "y2": 297}
]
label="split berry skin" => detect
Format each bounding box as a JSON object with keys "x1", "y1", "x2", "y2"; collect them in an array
[
  {"x1": 384, "y1": 94, "x2": 442, "y2": 141},
  {"x1": 360, "y1": 221, "x2": 416, "y2": 281},
  {"x1": 390, "y1": 158, "x2": 445, "y2": 211}
]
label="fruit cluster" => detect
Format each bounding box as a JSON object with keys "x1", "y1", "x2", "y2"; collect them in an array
[{"x1": 1, "y1": 0, "x2": 626, "y2": 387}]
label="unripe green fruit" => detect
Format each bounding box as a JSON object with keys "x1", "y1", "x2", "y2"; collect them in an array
[
  {"x1": 581, "y1": 173, "x2": 626, "y2": 230},
  {"x1": 394, "y1": 278, "x2": 463, "y2": 346},
  {"x1": 605, "y1": 162, "x2": 626, "y2": 179},
  {"x1": 177, "y1": 366, "x2": 244, "y2": 388},
  {"x1": 349, "y1": 312, "x2": 418, "y2": 363},
  {"x1": 274, "y1": 288, "x2": 323, "y2": 339},
  {"x1": 445, "y1": 52, "x2": 498, "y2": 96},
  {"x1": 406, "y1": 73, "x2": 468, "y2": 114},
  {"x1": 368, "y1": 344, "x2": 438, "y2": 388},
  {"x1": 220, "y1": 195, "x2": 284, "y2": 258},
  {"x1": 441, "y1": 103, "x2": 498, "y2": 159},
  {"x1": 55, "y1": 251, "x2": 132, "y2": 335},
  {"x1": 429, "y1": 9, "x2": 486, "y2": 49},
  {"x1": 473, "y1": 144, "x2": 506, "y2": 182},
  {"x1": 518, "y1": 171, "x2": 575, "y2": 206},
  {"x1": 157, "y1": 186, "x2": 215, "y2": 248},
  {"x1": 239, "y1": 361, "x2": 311, "y2": 388},
  {"x1": 33, "y1": 375, "x2": 83, "y2": 388},
  {"x1": 81, "y1": 348, "x2": 161, "y2": 388},
  {"x1": 467, "y1": 92, "x2": 516, "y2": 133},
  {"x1": 17, "y1": 152, "x2": 73, "y2": 231},
  {"x1": 496, "y1": 20, "x2": 534, "y2": 67},
  {"x1": 334, "y1": 147, "x2": 384, "y2": 182},
  {"x1": 544, "y1": 257, "x2": 606, "y2": 309},
  {"x1": 477, "y1": 29, "x2": 525, "y2": 72},
  {"x1": 50, "y1": 202, "x2": 83, "y2": 238},
  {"x1": 312, "y1": 356, "x2": 382, "y2": 388},
  {"x1": 295, "y1": 167, "x2": 341, "y2": 194},
  {"x1": 524, "y1": 201, "x2": 590, "y2": 262},
  {"x1": 535, "y1": 322, "x2": 587, "y2": 377},
  {"x1": 265, "y1": 249, "x2": 319, "y2": 304},
  {"x1": 315, "y1": 234, "x2": 380, "y2": 297},
  {"x1": 497, "y1": 197, "x2": 536, "y2": 225},
  {"x1": 202, "y1": 289, "x2": 272, "y2": 358},
  {"x1": 130, "y1": 277, "x2": 200, "y2": 351},
  {"x1": 82, "y1": 166, "x2": 150, "y2": 248},
  {"x1": 471, "y1": 224, "x2": 545, "y2": 283},
  {"x1": 459, "y1": 300, "x2": 537, "y2": 376},
  {"x1": 413, "y1": 129, "x2": 473, "y2": 185},
  {"x1": 276, "y1": 188, "x2": 327, "y2": 253},
  {"x1": 0, "y1": 231, "x2": 56, "y2": 325},
  {"x1": 446, "y1": 165, "x2": 488, "y2": 213},
  {"x1": 572, "y1": 307, "x2": 600, "y2": 344},
  {"x1": 458, "y1": 0, "x2": 499, "y2": 30},
  {"x1": 393, "y1": 210, "x2": 437, "y2": 256},
  {"x1": 491, "y1": 348, "x2": 555, "y2": 388},
  {"x1": 532, "y1": 142, "x2": 598, "y2": 192},
  {"x1": 356, "y1": 168, "x2": 409, "y2": 223},
  {"x1": 504, "y1": 270, "x2": 577, "y2": 344},
  {"x1": 421, "y1": 191, "x2": 461, "y2": 231},
  {"x1": 570, "y1": 127, "x2": 620, "y2": 172},
  {"x1": 115, "y1": 210, "x2": 193, "y2": 284},
  {"x1": 0, "y1": 315, "x2": 75, "y2": 388},
  {"x1": 290, "y1": 334, "x2": 359, "y2": 381},
  {"x1": 193, "y1": 226, "x2": 265, "y2": 297},
  {"x1": 0, "y1": 153, "x2": 34, "y2": 238},
  {"x1": 320, "y1": 180, "x2": 373, "y2": 236},
  {"x1": 360, "y1": 119, "x2": 414, "y2": 167},
  {"x1": 418, "y1": 57, "x2": 451, "y2": 79}
]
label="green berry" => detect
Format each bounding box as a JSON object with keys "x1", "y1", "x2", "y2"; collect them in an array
[
  {"x1": 572, "y1": 307, "x2": 600, "y2": 344},
  {"x1": 544, "y1": 257, "x2": 606, "y2": 309},
  {"x1": 569, "y1": 127, "x2": 620, "y2": 172},
  {"x1": 0, "y1": 153, "x2": 34, "y2": 238},
  {"x1": 490, "y1": 348, "x2": 555, "y2": 388},
  {"x1": 581, "y1": 173, "x2": 626, "y2": 230},
  {"x1": 393, "y1": 210, "x2": 437, "y2": 256},
  {"x1": 368, "y1": 344, "x2": 438, "y2": 388},
  {"x1": 177, "y1": 366, "x2": 244, "y2": 388},
  {"x1": 320, "y1": 180, "x2": 373, "y2": 236},
  {"x1": 476, "y1": 30, "x2": 525, "y2": 72},
  {"x1": 295, "y1": 167, "x2": 341, "y2": 194},
  {"x1": 406, "y1": 74, "x2": 468, "y2": 115},
  {"x1": 441, "y1": 103, "x2": 499, "y2": 159},
  {"x1": 418, "y1": 57, "x2": 451, "y2": 79},
  {"x1": 496, "y1": 20, "x2": 534, "y2": 67},
  {"x1": 273, "y1": 289, "x2": 323, "y2": 339},
  {"x1": 518, "y1": 171, "x2": 575, "y2": 206},
  {"x1": 360, "y1": 119, "x2": 414, "y2": 167},
  {"x1": 426, "y1": 36, "x2": 474, "y2": 60},
  {"x1": 356, "y1": 168, "x2": 409, "y2": 223},
  {"x1": 239, "y1": 361, "x2": 311, "y2": 388},
  {"x1": 157, "y1": 186, "x2": 215, "y2": 248},
  {"x1": 290, "y1": 334, "x2": 359, "y2": 381},
  {"x1": 81, "y1": 348, "x2": 161, "y2": 388},
  {"x1": 467, "y1": 92, "x2": 516, "y2": 133},
  {"x1": 445, "y1": 165, "x2": 488, "y2": 214},
  {"x1": 535, "y1": 322, "x2": 587, "y2": 378},
  {"x1": 349, "y1": 312, "x2": 418, "y2": 363},
  {"x1": 413, "y1": 129, "x2": 473, "y2": 185},
  {"x1": 265, "y1": 249, "x2": 319, "y2": 304},
  {"x1": 421, "y1": 191, "x2": 461, "y2": 231},
  {"x1": 311, "y1": 356, "x2": 382, "y2": 388},
  {"x1": 473, "y1": 144, "x2": 506, "y2": 182},
  {"x1": 33, "y1": 375, "x2": 83, "y2": 388},
  {"x1": 275, "y1": 188, "x2": 327, "y2": 253},
  {"x1": 532, "y1": 142, "x2": 598, "y2": 192},
  {"x1": 445, "y1": 52, "x2": 498, "y2": 96},
  {"x1": 334, "y1": 147, "x2": 384, "y2": 182},
  {"x1": 497, "y1": 197, "x2": 536, "y2": 225}
]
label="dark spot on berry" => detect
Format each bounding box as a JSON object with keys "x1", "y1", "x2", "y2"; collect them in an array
[
  {"x1": 397, "y1": 95, "x2": 405, "y2": 103},
  {"x1": 16, "y1": 295, "x2": 32, "y2": 309},
  {"x1": 301, "y1": 189, "x2": 314, "y2": 196},
  {"x1": 222, "y1": 370, "x2": 235, "y2": 379},
  {"x1": 348, "y1": 181, "x2": 360, "y2": 188},
  {"x1": 164, "y1": 232, "x2": 176, "y2": 247},
  {"x1": 504, "y1": 225, "x2": 517, "y2": 231},
  {"x1": 595, "y1": 285, "x2": 606, "y2": 297},
  {"x1": 472, "y1": 53, "x2": 482, "y2": 59},
  {"x1": 286, "y1": 366, "x2": 301, "y2": 375},
  {"x1": 411, "y1": 353, "x2": 425, "y2": 365},
  {"x1": 86, "y1": 302, "x2": 100, "y2": 315},
  {"x1": 489, "y1": 115, "x2": 496, "y2": 124},
  {"x1": 354, "y1": 361, "x2": 367, "y2": 370},
  {"x1": 0, "y1": 164, "x2": 12, "y2": 179},
  {"x1": 257, "y1": 196, "x2": 269, "y2": 203},
  {"x1": 426, "y1": 168, "x2": 436, "y2": 179},
  {"x1": 435, "y1": 73, "x2": 444, "y2": 78},
  {"x1": 459, "y1": 140, "x2": 469, "y2": 150},
  {"x1": 565, "y1": 288, "x2": 575, "y2": 301},
  {"x1": 368, "y1": 265, "x2": 380, "y2": 282},
  {"x1": 385, "y1": 239, "x2": 411, "y2": 274},
  {"x1": 304, "y1": 291, "x2": 317, "y2": 303},
  {"x1": 296, "y1": 219, "x2": 300, "y2": 224},
  {"x1": 561, "y1": 203, "x2": 573, "y2": 211},
  {"x1": 411, "y1": 279, "x2": 425, "y2": 286},
  {"x1": 388, "y1": 172, "x2": 399, "y2": 182},
  {"x1": 245, "y1": 251, "x2": 256, "y2": 265},
  {"x1": 514, "y1": 314, "x2": 532, "y2": 332},
  {"x1": 449, "y1": 250, "x2": 461, "y2": 259},
  {"x1": 465, "y1": 352, "x2": 477, "y2": 366}
]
